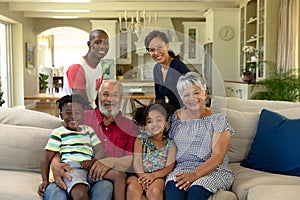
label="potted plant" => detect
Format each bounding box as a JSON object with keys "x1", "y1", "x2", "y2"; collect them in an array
[
  {"x1": 39, "y1": 73, "x2": 49, "y2": 93},
  {"x1": 250, "y1": 62, "x2": 300, "y2": 102},
  {"x1": 242, "y1": 46, "x2": 260, "y2": 83}
]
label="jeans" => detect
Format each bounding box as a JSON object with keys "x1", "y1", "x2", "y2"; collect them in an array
[
  {"x1": 44, "y1": 179, "x2": 113, "y2": 200},
  {"x1": 165, "y1": 180, "x2": 213, "y2": 200}
]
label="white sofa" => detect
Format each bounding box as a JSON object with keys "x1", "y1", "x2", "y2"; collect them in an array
[
  {"x1": 0, "y1": 107, "x2": 62, "y2": 200},
  {"x1": 1, "y1": 96, "x2": 300, "y2": 200},
  {"x1": 209, "y1": 96, "x2": 300, "y2": 200}
]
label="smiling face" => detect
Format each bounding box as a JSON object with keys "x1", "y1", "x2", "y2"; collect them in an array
[
  {"x1": 60, "y1": 102, "x2": 84, "y2": 131},
  {"x1": 88, "y1": 30, "x2": 109, "y2": 60},
  {"x1": 145, "y1": 109, "x2": 167, "y2": 137},
  {"x1": 148, "y1": 37, "x2": 170, "y2": 65},
  {"x1": 181, "y1": 84, "x2": 207, "y2": 112},
  {"x1": 98, "y1": 81, "x2": 122, "y2": 118}
]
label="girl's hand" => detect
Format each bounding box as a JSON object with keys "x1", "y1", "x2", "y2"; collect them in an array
[
  {"x1": 174, "y1": 172, "x2": 196, "y2": 190},
  {"x1": 138, "y1": 173, "x2": 156, "y2": 190},
  {"x1": 38, "y1": 181, "x2": 49, "y2": 196}
]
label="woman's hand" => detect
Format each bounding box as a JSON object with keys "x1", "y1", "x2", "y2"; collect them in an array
[{"x1": 174, "y1": 172, "x2": 196, "y2": 190}]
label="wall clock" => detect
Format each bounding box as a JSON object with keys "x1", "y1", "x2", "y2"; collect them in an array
[{"x1": 219, "y1": 26, "x2": 234, "y2": 41}]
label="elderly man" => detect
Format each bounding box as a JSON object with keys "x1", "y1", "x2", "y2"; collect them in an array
[{"x1": 42, "y1": 80, "x2": 138, "y2": 200}]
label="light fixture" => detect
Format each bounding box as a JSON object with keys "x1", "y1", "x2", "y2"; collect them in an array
[
  {"x1": 38, "y1": 34, "x2": 49, "y2": 47},
  {"x1": 119, "y1": 10, "x2": 157, "y2": 36}
]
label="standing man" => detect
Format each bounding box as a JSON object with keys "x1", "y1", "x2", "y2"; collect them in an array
[
  {"x1": 43, "y1": 80, "x2": 138, "y2": 200},
  {"x1": 63, "y1": 29, "x2": 109, "y2": 108}
]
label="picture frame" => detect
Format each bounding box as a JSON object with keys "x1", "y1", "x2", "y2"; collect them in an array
[
  {"x1": 101, "y1": 59, "x2": 115, "y2": 80},
  {"x1": 25, "y1": 42, "x2": 34, "y2": 68}
]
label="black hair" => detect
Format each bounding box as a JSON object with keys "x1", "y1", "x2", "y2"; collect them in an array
[
  {"x1": 133, "y1": 100, "x2": 176, "y2": 136},
  {"x1": 144, "y1": 30, "x2": 179, "y2": 59},
  {"x1": 56, "y1": 94, "x2": 88, "y2": 112}
]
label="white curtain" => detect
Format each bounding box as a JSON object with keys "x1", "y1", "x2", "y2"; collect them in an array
[{"x1": 277, "y1": 0, "x2": 298, "y2": 70}]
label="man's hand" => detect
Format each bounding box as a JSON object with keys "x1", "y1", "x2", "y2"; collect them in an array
[
  {"x1": 89, "y1": 160, "x2": 111, "y2": 180},
  {"x1": 51, "y1": 158, "x2": 72, "y2": 190}
]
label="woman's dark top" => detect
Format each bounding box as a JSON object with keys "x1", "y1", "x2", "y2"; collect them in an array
[{"x1": 153, "y1": 58, "x2": 189, "y2": 110}]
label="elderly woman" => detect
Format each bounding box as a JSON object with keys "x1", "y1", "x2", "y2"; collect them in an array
[{"x1": 165, "y1": 72, "x2": 234, "y2": 200}]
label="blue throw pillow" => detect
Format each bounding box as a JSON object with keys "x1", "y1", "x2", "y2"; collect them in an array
[{"x1": 241, "y1": 109, "x2": 300, "y2": 176}]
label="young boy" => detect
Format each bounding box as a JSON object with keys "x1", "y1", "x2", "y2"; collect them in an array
[{"x1": 38, "y1": 94, "x2": 105, "y2": 200}]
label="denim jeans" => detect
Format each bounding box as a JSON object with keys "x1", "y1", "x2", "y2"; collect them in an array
[
  {"x1": 165, "y1": 180, "x2": 212, "y2": 200},
  {"x1": 44, "y1": 179, "x2": 113, "y2": 200}
]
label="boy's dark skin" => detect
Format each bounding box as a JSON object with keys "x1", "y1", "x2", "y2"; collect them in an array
[{"x1": 38, "y1": 101, "x2": 105, "y2": 200}]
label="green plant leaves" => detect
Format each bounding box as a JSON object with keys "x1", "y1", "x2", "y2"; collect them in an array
[{"x1": 251, "y1": 62, "x2": 300, "y2": 102}]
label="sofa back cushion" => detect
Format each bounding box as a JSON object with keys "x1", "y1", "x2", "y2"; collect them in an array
[
  {"x1": 211, "y1": 96, "x2": 300, "y2": 113},
  {"x1": 0, "y1": 108, "x2": 61, "y2": 173},
  {"x1": 223, "y1": 107, "x2": 300, "y2": 163},
  {"x1": 0, "y1": 107, "x2": 62, "y2": 129},
  {"x1": 0, "y1": 124, "x2": 52, "y2": 173}
]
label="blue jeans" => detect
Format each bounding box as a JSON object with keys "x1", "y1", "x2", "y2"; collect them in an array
[
  {"x1": 165, "y1": 180, "x2": 213, "y2": 200},
  {"x1": 44, "y1": 179, "x2": 113, "y2": 200}
]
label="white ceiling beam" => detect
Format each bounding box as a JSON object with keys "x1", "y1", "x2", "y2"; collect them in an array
[
  {"x1": 9, "y1": 2, "x2": 236, "y2": 11},
  {"x1": 24, "y1": 11, "x2": 206, "y2": 18}
]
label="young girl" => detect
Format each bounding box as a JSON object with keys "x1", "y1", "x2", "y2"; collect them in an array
[{"x1": 126, "y1": 100, "x2": 177, "y2": 200}]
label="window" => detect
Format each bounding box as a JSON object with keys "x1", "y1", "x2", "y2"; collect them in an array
[{"x1": 0, "y1": 22, "x2": 12, "y2": 107}]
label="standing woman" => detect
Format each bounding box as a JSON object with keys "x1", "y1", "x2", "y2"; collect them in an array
[
  {"x1": 144, "y1": 30, "x2": 189, "y2": 110},
  {"x1": 165, "y1": 72, "x2": 235, "y2": 200}
]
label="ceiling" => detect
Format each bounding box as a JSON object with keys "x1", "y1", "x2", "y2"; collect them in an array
[{"x1": 1, "y1": 0, "x2": 240, "y2": 19}]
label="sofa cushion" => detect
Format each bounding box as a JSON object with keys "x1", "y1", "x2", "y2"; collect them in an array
[
  {"x1": 241, "y1": 109, "x2": 300, "y2": 176},
  {"x1": 0, "y1": 124, "x2": 52, "y2": 173},
  {"x1": 208, "y1": 190, "x2": 237, "y2": 200},
  {"x1": 0, "y1": 170, "x2": 42, "y2": 200},
  {"x1": 0, "y1": 107, "x2": 62, "y2": 129},
  {"x1": 222, "y1": 107, "x2": 300, "y2": 163},
  {"x1": 230, "y1": 163, "x2": 300, "y2": 200},
  {"x1": 211, "y1": 96, "x2": 300, "y2": 113},
  {"x1": 247, "y1": 185, "x2": 300, "y2": 200}
]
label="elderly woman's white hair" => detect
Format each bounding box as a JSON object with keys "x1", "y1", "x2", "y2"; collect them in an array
[{"x1": 176, "y1": 72, "x2": 207, "y2": 97}]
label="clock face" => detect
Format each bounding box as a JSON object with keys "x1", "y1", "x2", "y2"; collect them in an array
[{"x1": 219, "y1": 26, "x2": 234, "y2": 41}]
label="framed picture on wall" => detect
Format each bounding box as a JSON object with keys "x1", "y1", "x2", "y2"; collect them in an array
[
  {"x1": 25, "y1": 42, "x2": 34, "y2": 68},
  {"x1": 101, "y1": 59, "x2": 115, "y2": 80}
]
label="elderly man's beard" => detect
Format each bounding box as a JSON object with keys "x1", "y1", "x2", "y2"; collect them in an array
[{"x1": 99, "y1": 101, "x2": 120, "y2": 117}]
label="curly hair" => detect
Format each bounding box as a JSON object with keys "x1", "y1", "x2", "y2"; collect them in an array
[
  {"x1": 56, "y1": 94, "x2": 88, "y2": 112},
  {"x1": 133, "y1": 100, "x2": 175, "y2": 127}
]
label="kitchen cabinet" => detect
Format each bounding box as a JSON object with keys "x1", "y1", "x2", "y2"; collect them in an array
[
  {"x1": 224, "y1": 81, "x2": 256, "y2": 99},
  {"x1": 204, "y1": 12, "x2": 214, "y2": 43},
  {"x1": 239, "y1": 0, "x2": 280, "y2": 81},
  {"x1": 117, "y1": 30, "x2": 132, "y2": 65},
  {"x1": 182, "y1": 22, "x2": 205, "y2": 64}
]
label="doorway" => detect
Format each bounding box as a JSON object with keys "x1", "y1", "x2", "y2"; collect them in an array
[{"x1": 37, "y1": 27, "x2": 88, "y2": 93}]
